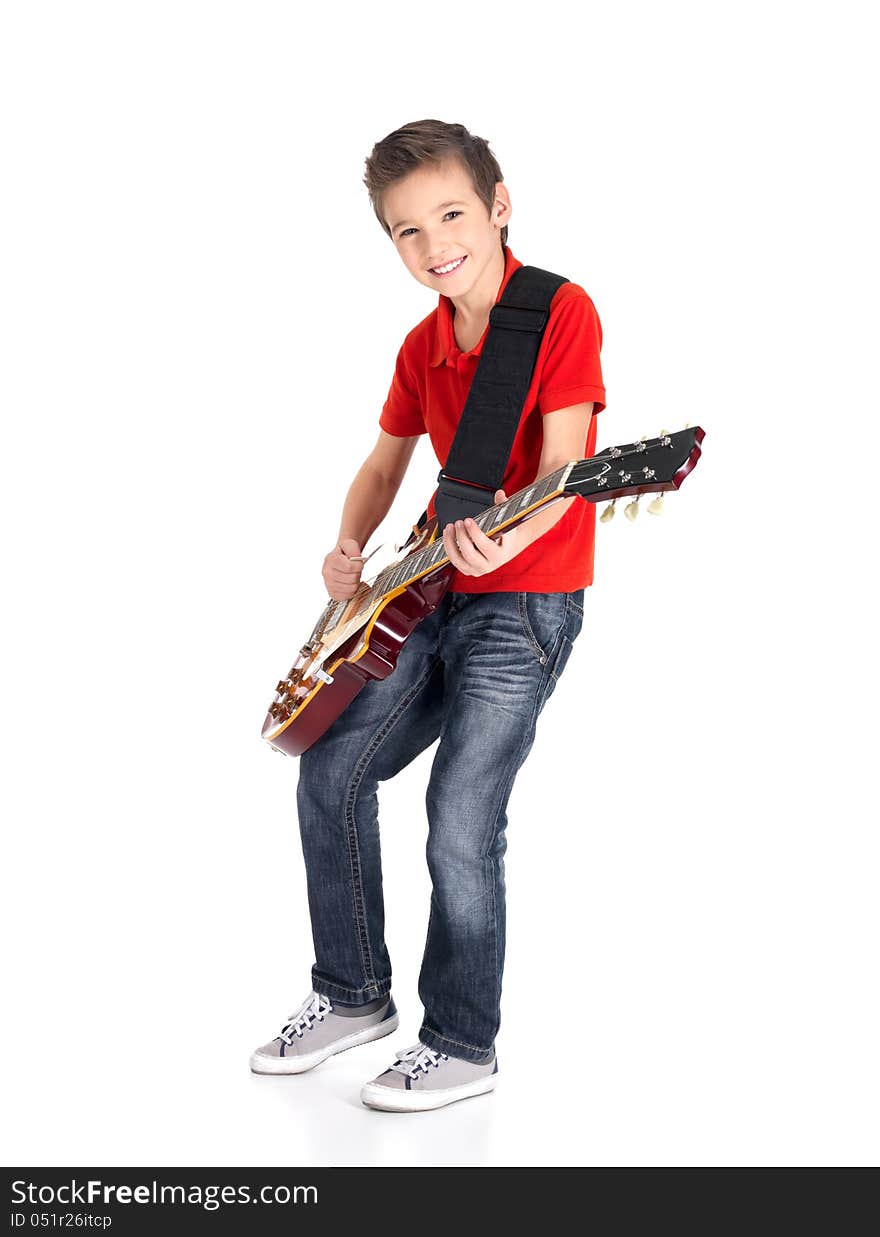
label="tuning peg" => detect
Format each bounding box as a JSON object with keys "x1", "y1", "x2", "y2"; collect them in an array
[
  {"x1": 599, "y1": 499, "x2": 616, "y2": 523},
  {"x1": 648, "y1": 494, "x2": 664, "y2": 515},
  {"x1": 624, "y1": 496, "x2": 640, "y2": 521},
  {"x1": 660, "y1": 428, "x2": 669, "y2": 436},
  {"x1": 684, "y1": 422, "x2": 691, "y2": 430}
]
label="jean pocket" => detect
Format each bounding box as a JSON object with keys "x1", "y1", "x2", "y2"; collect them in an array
[
  {"x1": 517, "y1": 591, "x2": 568, "y2": 666},
  {"x1": 549, "y1": 633, "x2": 575, "y2": 682},
  {"x1": 566, "y1": 594, "x2": 585, "y2": 643}
]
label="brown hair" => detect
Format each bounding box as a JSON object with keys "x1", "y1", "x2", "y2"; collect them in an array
[{"x1": 363, "y1": 119, "x2": 508, "y2": 248}]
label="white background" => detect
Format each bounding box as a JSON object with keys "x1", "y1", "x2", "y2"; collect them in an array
[{"x1": 1, "y1": 1, "x2": 877, "y2": 1168}]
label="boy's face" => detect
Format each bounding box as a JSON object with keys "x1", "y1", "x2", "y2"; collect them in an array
[{"x1": 383, "y1": 157, "x2": 511, "y2": 294}]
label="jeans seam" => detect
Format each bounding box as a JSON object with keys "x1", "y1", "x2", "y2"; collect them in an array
[
  {"x1": 477, "y1": 642, "x2": 549, "y2": 1045},
  {"x1": 311, "y1": 973, "x2": 391, "y2": 1000},
  {"x1": 550, "y1": 634, "x2": 573, "y2": 682},
  {"x1": 343, "y1": 658, "x2": 441, "y2": 994},
  {"x1": 517, "y1": 592, "x2": 548, "y2": 664},
  {"x1": 419, "y1": 1025, "x2": 494, "y2": 1056}
]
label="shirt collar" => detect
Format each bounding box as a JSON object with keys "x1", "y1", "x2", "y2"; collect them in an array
[{"x1": 429, "y1": 243, "x2": 523, "y2": 367}]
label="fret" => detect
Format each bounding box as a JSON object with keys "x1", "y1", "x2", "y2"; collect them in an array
[{"x1": 535, "y1": 472, "x2": 555, "y2": 501}]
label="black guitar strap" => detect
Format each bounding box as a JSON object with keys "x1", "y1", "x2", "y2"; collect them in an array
[{"x1": 428, "y1": 263, "x2": 569, "y2": 533}]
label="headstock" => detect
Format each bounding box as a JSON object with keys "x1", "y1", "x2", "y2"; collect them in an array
[{"x1": 565, "y1": 425, "x2": 704, "y2": 522}]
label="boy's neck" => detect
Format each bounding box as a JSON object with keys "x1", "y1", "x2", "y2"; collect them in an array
[{"x1": 448, "y1": 242, "x2": 507, "y2": 332}]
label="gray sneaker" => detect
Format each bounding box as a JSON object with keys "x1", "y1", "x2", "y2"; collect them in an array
[
  {"x1": 250, "y1": 991, "x2": 398, "y2": 1075},
  {"x1": 360, "y1": 1041, "x2": 498, "y2": 1111}
]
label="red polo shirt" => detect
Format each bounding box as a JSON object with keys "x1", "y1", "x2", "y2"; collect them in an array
[{"x1": 379, "y1": 244, "x2": 606, "y2": 593}]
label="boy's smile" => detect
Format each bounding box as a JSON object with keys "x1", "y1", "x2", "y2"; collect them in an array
[
  {"x1": 383, "y1": 157, "x2": 513, "y2": 326},
  {"x1": 428, "y1": 254, "x2": 468, "y2": 278}
]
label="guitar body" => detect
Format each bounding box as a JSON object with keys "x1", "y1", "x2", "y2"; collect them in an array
[{"x1": 262, "y1": 564, "x2": 454, "y2": 757}]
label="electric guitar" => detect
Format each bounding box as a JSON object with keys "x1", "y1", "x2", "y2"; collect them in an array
[{"x1": 262, "y1": 426, "x2": 705, "y2": 757}]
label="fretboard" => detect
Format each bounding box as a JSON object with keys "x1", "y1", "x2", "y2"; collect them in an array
[{"x1": 350, "y1": 463, "x2": 570, "y2": 618}]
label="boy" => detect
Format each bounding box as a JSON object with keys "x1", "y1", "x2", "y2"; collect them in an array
[{"x1": 251, "y1": 120, "x2": 606, "y2": 1111}]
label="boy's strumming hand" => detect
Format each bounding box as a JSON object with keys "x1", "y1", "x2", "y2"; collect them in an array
[
  {"x1": 441, "y1": 489, "x2": 525, "y2": 578},
  {"x1": 323, "y1": 537, "x2": 365, "y2": 600}
]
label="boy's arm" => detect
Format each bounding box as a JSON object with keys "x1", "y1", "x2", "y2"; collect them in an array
[
  {"x1": 324, "y1": 430, "x2": 420, "y2": 599},
  {"x1": 505, "y1": 401, "x2": 594, "y2": 553},
  {"x1": 337, "y1": 429, "x2": 420, "y2": 546},
  {"x1": 442, "y1": 402, "x2": 594, "y2": 575}
]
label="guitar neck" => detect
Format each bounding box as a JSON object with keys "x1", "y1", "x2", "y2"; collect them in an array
[{"x1": 371, "y1": 463, "x2": 574, "y2": 598}]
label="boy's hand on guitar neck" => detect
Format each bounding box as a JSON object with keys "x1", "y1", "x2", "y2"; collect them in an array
[
  {"x1": 323, "y1": 537, "x2": 366, "y2": 601},
  {"x1": 442, "y1": 489, "x2": 523, "y2": 578}
]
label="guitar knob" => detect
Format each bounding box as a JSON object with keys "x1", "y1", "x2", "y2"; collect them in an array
[
  {"x1": 624, "y1": 497, "x2": 640, "y2": 521},
  {"x1": 276, "y1": 680, "x2": 290, "y2": 696}
]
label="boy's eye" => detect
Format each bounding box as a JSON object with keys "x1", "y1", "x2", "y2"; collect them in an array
[{"x1": 399, "y1": 210, "x2": 462, "y2": 239}]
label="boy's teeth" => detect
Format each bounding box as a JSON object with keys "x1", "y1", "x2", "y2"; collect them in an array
[{"x1": 431, "y1": 256, "x2": 465, "y2": 274}]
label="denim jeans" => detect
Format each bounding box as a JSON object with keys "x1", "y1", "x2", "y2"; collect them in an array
[{"x1": 296, "y1": 586, "x2": 585, "y2": 1064}]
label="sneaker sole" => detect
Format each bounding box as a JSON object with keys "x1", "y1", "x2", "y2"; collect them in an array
[
  {"x1": 360, "y1": 1072, "x2": 497, "y2": 1112},
  {"x1": 250, "y1": 1013, "x2": 399, "y2": 1075}
]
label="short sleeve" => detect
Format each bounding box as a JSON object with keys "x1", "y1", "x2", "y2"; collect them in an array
[
  {"x1": 379, "y1": 342, "x2": 426, "y2": 437},
  {"x1": 537, "y1": 290, "x2": 606, "y2": 415}
]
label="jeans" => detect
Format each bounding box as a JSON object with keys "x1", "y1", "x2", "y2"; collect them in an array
[{"x1": 296, "y1": 587, "x2": 585, "y2": 1064}]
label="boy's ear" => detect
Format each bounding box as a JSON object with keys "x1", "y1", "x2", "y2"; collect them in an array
[{"x1": 493, "y1": 182, "x2": 512, "y2": 225}]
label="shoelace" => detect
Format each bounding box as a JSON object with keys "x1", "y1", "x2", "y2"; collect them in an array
[
  {"x1": 390, "y1": 1042, "x2": 449, "y2": 1079},
  {"x1": 278, "y1": 991, "x2": 333, "y2": 1045}
]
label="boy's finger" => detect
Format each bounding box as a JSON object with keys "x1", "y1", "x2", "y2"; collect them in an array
[
  {"x1": 455, "y1": 521, "x2": 489, "y2": 566},
  {"x1": 442, "y1": 524, "x2": 464, "y2": 568},
  {"x1": 462, "y1": 517, "x2": 493, "y2": 548},
  {"x1": 337, "y1": 546, "x2": 366, "y2": 563}
]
